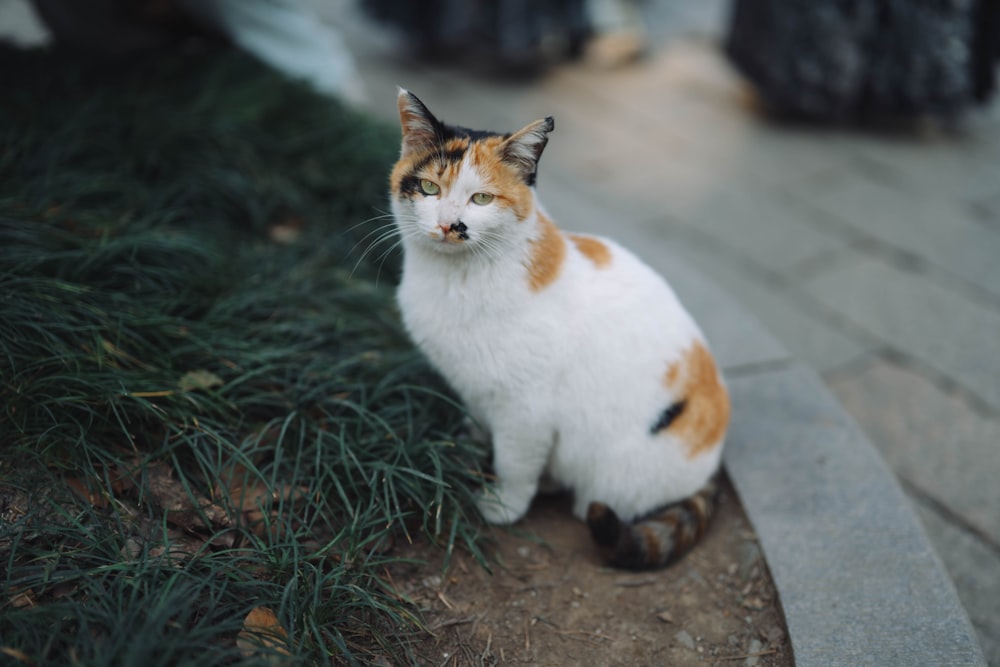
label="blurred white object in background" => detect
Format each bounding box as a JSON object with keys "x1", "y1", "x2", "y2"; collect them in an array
[
  {"x1": 180, "y1": 0, "x2": 367, "y2": 104},
  {"x1": 0, "y1": 0, "x2": 365, "y2": 105}
]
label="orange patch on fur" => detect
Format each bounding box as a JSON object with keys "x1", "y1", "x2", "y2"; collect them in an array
[
  {"x1": 468, "y1": 140, "x2": 534, "y2": 220},
  {"x1": 662, "y1": 341, "x2": 729, "y2": 458},
  {"x1": 569, "y1": 234, "x2": 612, "y2": 268},
  {"x1": 526, "y1": 213, "x2": 566, "y2": 292}
]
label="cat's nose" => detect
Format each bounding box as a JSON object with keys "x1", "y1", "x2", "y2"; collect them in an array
[{"x1": 438, "y1": 221, "x2": 469, "y2": 240}]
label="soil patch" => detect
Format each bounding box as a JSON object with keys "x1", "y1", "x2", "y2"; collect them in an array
[{"x1": 391, "y1": 478, "x2": 793, "y2": 666}]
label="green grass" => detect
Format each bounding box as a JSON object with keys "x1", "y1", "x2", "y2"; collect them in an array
[{"x1": 0, "y1": 42, "x2": 485, "y2": 665}]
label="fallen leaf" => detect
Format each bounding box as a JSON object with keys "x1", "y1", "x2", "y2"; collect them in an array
[
  {"x1": 0, "y1": 647, "x2": 34, "y2": 664},
  {"x1": 762, "y1": 623, "x2": 785, "y2": 645},
  {"x1": 65, "y1": 477, "x2": 107, "y2": 508},
  {"x1": 144, "y1": 459, "x2": 231, "y2": 531},
  {"x1": 237, "y1": 607, "x2": 291, "y2": 662},
  {"x1": 9, "y1": 589, "x2": 36, "y2": 609},
  {"x1": 268, "y1": 216, "x2": 303, "y2": 244},
  {"x1": 147, "y1": 529, "x2": 204, "y2": 562},
  {"x1": 178, "y1": 369, "x2": 224, "y2": 392}
]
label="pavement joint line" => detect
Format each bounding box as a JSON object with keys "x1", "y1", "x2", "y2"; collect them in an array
[
  {"x1": 875, "y1": 347, "x2": 1000, "y2": 420},
  {"x1": 847, "y1": 152, "x2": 915, "y2": 188},
  {"x1": 817, "y1": 331, "x2": 1000, "y2": 423},
  {"x1": 817, "y1": 347, "x2": 890, "y2": 384},
  {"x1": 785, "y1": 189, "x2": 1000, "y2": 309},
  {"x1": 899, "y1": 477, "x2": 1000, "y2": 559},
  {"x1": 854, "y1": 236, "x2": 1000, "y2": 311},
  {"x1": 721, "y1": 357, "x2": 795, "y2": 379},
  {"x1": 780, "y1": 245, "x2": 859, "y2": 283},
  {"x1": 661, "y1": 220, "x2": 886, "y2": 354}
]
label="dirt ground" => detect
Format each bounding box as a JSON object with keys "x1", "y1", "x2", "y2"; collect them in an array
[{"x1": 390, "y1": 477, "x2": 793, "y2": 667}]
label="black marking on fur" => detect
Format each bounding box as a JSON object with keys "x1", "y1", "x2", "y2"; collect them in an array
[
  {"x1": 650, "y1": 400, "x2": 687, "y2": 434},
  {"x1": 409, "y1": 147, "x2": 468, "y2": 177},
  {"x1": 445, "y1": 124, "x2": 510, "y2": 143},
  {"x1": 398, "y1": 174, "x2": 423, "y2": 197}
]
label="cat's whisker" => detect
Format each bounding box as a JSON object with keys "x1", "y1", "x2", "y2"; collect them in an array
[
  {"x1": 472, "y1": 230, "x2": 506, "y2": 264},
  {"x1": 349, "y1": 224, "x2": 405, "y2": 278},
  {"x1": 371, "y1": 239, "x2": 404, "y2": 286},
  {"x1": 340, "y1": 210, "x2": 400, "y2": 237},
  {"x1": 368, "y1": 228, "x2": 429, "y2": 285},
  {"x1": 347, "y1": 221, "x2": 398, "y2": 252}
]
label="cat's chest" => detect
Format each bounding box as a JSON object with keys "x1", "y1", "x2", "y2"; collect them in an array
[
  {"x1": 399, "y1": 253, "x2": 536, "y2": 329},
  {"x1": 398, "y1": 257, "x2": 559, "y2": 388},
  {"x1": 399, "y1": 276, "x2": 543, "y2": 356}
]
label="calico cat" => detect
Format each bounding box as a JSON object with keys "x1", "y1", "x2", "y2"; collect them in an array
[{"x1": 389, "y1": 89, "x2": 730, "y2": 570}]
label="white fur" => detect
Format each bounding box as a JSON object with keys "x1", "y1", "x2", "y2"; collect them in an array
[{"x1": 393, "y1": 155, "x2": 724, "y2": 525}]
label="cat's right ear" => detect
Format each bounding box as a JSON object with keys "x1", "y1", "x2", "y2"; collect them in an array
[{"x1": 397, "y1": 88, "x2": 441, "y2": 157}]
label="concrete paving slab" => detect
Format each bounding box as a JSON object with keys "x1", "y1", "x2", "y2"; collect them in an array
[
  {"x1": 725, "y1": 363, "x2": 986, "y2": 667},
  {"x1": 802, "y1": 178, "x2": 1000, "y2": 299},
  {"x1": 828, "y1": 358, "x2": 1000, "y2": 545},
  {"x1": 679, "y1": 188, "x2": 852, "y2": 275},
  {"x1": 803, "y1": 255, "x2": 1000, "y2": 412},
  {"x1": 853, "y1": 130, "x2": 1000, "y2": 205},
  {"x1": 652, "y1": 228, "x2": 878, "y2": 373},
  {"x1": 970, "y1": 191, "x2": 1000, "y2": 233},
  {"x1": 911, "y1": 493, "x2": 1000, "y2": 667},
  {"x1": 555, "y1": 43, "x2": 865, "y2": 192}
]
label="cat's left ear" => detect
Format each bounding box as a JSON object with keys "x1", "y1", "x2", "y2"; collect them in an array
[{"x1": 501, "y1": 116, "x2": 555, "y2": 185}]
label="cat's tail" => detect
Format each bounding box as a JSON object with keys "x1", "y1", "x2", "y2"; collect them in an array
[{"x1": 585, "y1": 474, "x2": 720, "y2": 570}]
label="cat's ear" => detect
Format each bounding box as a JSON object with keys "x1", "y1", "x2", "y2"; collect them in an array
[
  {"x1": 500, "y1": 116, "x2": 555, "y2": 185},
  {"x1": 397, "y1": 88, "x2": 442, "y2": 157}
]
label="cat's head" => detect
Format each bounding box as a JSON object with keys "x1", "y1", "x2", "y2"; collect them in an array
[{"x1": 390, "y1": 89, "x2": 554, "y2": 255}]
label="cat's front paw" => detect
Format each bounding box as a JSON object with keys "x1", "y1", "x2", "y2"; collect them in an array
[{"x1": 476, "y1": 486, "x2": 530, "y2": 525}]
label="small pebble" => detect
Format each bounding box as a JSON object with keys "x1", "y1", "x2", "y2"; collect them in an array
[
  {"x1": 674, "y1": 629, "x2": 696, "y2": 651},
  {"x1": 763, "y1": 624, "x2": 785, "y2": 644},
  {"x1": 656, "y1": 611, "x2": 674, "y2": 624},
  {"x1": 745, "y1": 638, "x2": 763, "y2": 667}
]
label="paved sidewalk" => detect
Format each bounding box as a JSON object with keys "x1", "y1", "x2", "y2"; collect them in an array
[{"x1": 330, "y1": 6, "x2": 1000, "y2": 663}]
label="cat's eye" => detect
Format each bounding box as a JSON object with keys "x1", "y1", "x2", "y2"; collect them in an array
[
  {"x1": 419, "y1": 179, "x2": 440, "y2": 196},
  {"x1": 471, "y1": 192, "x2": 494, "y2": 206}
]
